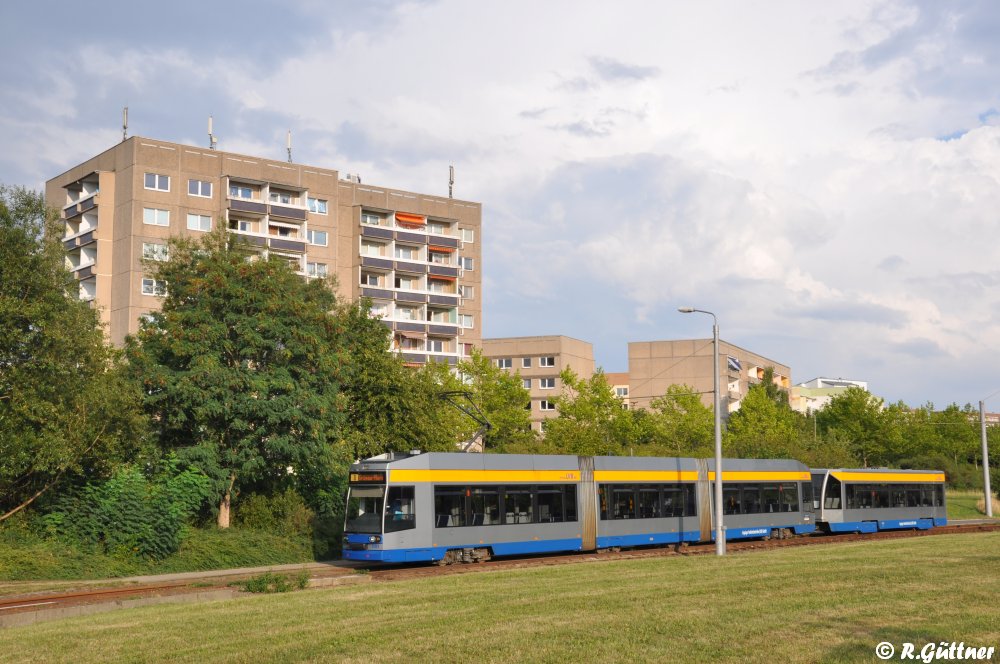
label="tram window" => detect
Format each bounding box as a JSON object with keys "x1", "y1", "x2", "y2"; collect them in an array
[
  {"x1": 564, "y1": 485, "x2": 578, "y2": 522},
  {"x1": 779, "y1": 483, "x2": 799, "y2": 512},
  {"x1": 471, "y1": 486, "x2": 501, "y2": 526},
  {"x1": 637, "y1": 487, "x2": 660, "y2": 519},
  {"x1": 824, "y1": 477, "x2": 842, "y2": 509},
  {"x1": 685, "y1": 484, "x2": 697, "y2": 516},
  {"x1": 872, "y1": 485, "x2": 890, "y2": 509},
  {"x1": 611, "y1": 487, "x2": 635, "y2": 519},
  {"x1": 384, "y1": 486, "x2": 416, "y2": 533},
  {"x1": 905, "y1": 487, "x2": 921, "y2": 507},
  {"x1": 934, "y1": 485, "x2": 944, "y2": 507},
  {"x1": 537, "y1": 485, "x2": 565, "y2": 522},
  {"x1": 663, "y1": 487, "x2": 684, "y2": 517},
  {"x1": 801, "y1": 481, "x2": 813, "y2": 512},
  {"x1": 762, "y1": 485, "x2": 781, "y2": 513},
  {"x1": 740, "y1": 484, "x2": 760, "y2": 514},
  {"x1": 723, "y1": 486, "x2": 741, "y2": 515},
  {"x1": 505, "y1": 488, "x2": 533, "y2": 524},
  {"x1": 846, "y1": 484, "x2": 873, "y2": 509},
  {"x1": 434, "y1": 487, "x2": 466, "y2": 527},
  {"x1": 920, "y1": 485, "x2": 934, "y2": 507},
  {"x1": 891, "y1": 485, "x2": 906, "y2": 508},
  {"x1": 345, "y1": 486, "x2": 385, "y2": 534},
  {"x1": 598, "y1": 486, "x2": 609, "y2": 520}
]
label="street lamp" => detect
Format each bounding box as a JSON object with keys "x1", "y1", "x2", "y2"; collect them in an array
[
  {"x1": 978, "y1": 391, "x2": 998, "y2": 518},
  {"x1": 679, "y1": 307, "x2": 725, "y2": 555}
]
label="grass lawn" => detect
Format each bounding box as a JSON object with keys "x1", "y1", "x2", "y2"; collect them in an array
[
  {"x1": 948, "y1": 489, "x2": 999, "y2": 520},
  {"x1": 3, "y1": 533, "x2": 999, "y2": 663}
]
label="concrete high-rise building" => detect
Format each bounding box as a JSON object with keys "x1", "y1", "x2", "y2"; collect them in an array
[
  {"x1": 46, "y1": 136, "x2": 481, "y2": 365},
  {"x1": 481, "y1": 336, "x2": 594, "y2": 432},
  {"x1": 790, "y1": 377, "x2": 868, "y2": 413},
  {"x1": 627, "y1": 339, "x2": 790, "y2": 413}
]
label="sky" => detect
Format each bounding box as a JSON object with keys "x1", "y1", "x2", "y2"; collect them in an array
[{"x1": 2, "y1": 0, "x2": 1000, "y2": 409}]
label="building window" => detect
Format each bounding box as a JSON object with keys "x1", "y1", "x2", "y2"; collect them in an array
[
  {"x1": 142, "y1": 242, "x2": 169, "y2": 262},
  {"x1": 268, "y1": 223, "x2": 298, "y2": 238},
  {"x1": 361, "y1": 272, "x2": 382, "y2": 287},
  {"x1": 144, "y1": 173, "x2": 169, "y2": 192},
  {"x1": 427, "y1": 221, "x2": 447, "y2": 235},
  {"x1": 369, "y1": 301, "x2": 389, "y2": 318},
  {"x1": 307, "y1": 229, "x2": 328, "y2": 246},
  {"x1": 428, "y1": 251, "x2": 452, "y2": 265},
  {"x1": 428, "y1": 280, "x2": 451, "y2": 294},
  {"x1": 540, "y1": 378, "x2": 556, "y2": 390},
  {"x1": 427, "y1": 308, "x2": 454, "y2": 323},
  {"x1": 522, "y1": 357, "x2": 531, "y2": 368},
  {"x1": 229, "y1": 218, "x2": 256, "y2": 233},
  {"x1": 187, "y1": 214, "x2": 212, "y2": 232},
  {"x1": 307, "y1": 197, "x2": 328, "y2": 214},
  {"x1": 540, "y1": 400, "x2": 556, "y2": 411},
  {"x1": 361, "y1": 211, "x2": 383, "y2": 225},
  {"x1": 229, "y1": 184, "x2": 253, "y2": 199},
  {"x1": 361, "y1": 240, "x2": 385, "y2": 257},
  {"x1": 497, "y1": 358, "x2": 512, "y2": 369},
  {"x1": 269, "y1": 189, "x2": 295, "y2": 205},
  {"x1": 523, "y1": 378, "x2": 532, "y2": 389},
  {"x1": 307, "y1": 262, "x2": 327, "y2": 278},
  {"x1": 458, "y1": 285, "x2": 474, "y2": 299},
  {"x1": 458, "y1": 314, "x2": 473, "y2": 328},
  {"x1": 615, "y1": 387, "x2": 629, "y2": 398},
  {"x1": 141, "y1": 278, "x2": 167, "y2": 296},
  {"x1": 395, "y1": 245, "x2": 417, "y2": 260},
  {"x1": 143, "y1": 208, "x2": 170, "y2": 227},
  {"x1": 462, "y1": 343, "x2": 474, "y2": 357},
  {"x1": 540, "y1": 356, "x2": 555, "y2": 367},
  {"x1": 460, "y1": 257, "x2": 474, "y2": 270},
  {"x1": 188, "y1": 179, "x2": 212, "y2": 197},
  {"x1": 396, "y1": 306, "x2": 418, "y2": 321},
  {"x1": 428, "y1": 338, "x2": 445, "y2": 353},
  {"x1": 461, "y1": 228, "x2": 474, "y2": 243},
  {"x1": 395, "y1": 275, "x2": 418, "y2": 290}
]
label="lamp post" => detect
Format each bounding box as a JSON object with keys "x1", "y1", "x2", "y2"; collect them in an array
[
  {"x1": 979, "y1": 391, "x2": 998, "y2": 518},
  {"x1": 679, "y1": 307, "x2": 725, "y2": 555}
]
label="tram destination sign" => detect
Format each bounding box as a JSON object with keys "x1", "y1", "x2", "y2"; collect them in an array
[{"x1": 349, "y1": 472, "x2": 386, "y2": 484}]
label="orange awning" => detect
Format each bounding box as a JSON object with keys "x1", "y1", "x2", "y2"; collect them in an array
[
  {"x1": 395, "y1": 330, "x2": 425, "y2": 340},
  {"x1": 428, "y1": 245, "x2": 455, "y2": 253},
  {"x1": 428, "y1": 274, "x2": 457, "y2": 282},
  {"x1": 396, "y1": 212, "x2": 425, "y2": 225}
]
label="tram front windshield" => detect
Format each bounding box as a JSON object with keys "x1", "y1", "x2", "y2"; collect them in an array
[{"x1": 345, "y1": 486, "x2": 385, "y2": 534}]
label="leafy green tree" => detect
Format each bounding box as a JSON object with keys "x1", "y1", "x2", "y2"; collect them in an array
[
  {"x1": 544, "y1": 369, "x2": 638, "y2": 455},
  {"x1": 455, "y1": 349, "x2": 536, "y2": 453},
  {"x1": 0, "y1": 185, "x2": 144, "y2": 521},
  {"x1": 645, "y1": 384, "x2": 714, "y2": 457},
  {"x1": 126, "y1": 229, "x2": 347, "y2": 528},
  {"x1": 725, "y1": 383, "x2": 800, "y2": 458},
  {"x1": 816, "y1": 386, "x2": 901, "y2": 467}
]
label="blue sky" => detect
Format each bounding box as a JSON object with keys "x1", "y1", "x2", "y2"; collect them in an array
[{"x1": 3, "y1": 0, "x2": 1000, "y2": 408}]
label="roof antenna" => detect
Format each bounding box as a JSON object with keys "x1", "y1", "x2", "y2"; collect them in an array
[
  {"x1": 208, "y1": 115, "x2": 217, "y2": 150},
  {"x1": 448, "y1": 165, "x2": 455, "y2": 198},
  {"x1": 122, "y1": 106, "x2": 128, "y2": 142},
  {"x1": 286, "y1": 130, "x2": 292, "y2": 163}
]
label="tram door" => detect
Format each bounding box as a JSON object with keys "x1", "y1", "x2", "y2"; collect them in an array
[{"x1": 578, "y1": 456, "x2": 597, "y2": 551}]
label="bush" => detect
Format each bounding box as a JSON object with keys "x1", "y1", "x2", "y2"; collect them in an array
[{"x1": 234, "y1": 489, "x2": 314, "y2": 538}]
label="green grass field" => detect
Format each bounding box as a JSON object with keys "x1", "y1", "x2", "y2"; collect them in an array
[
  {"x1": 948, "y1": 490, "x2": 999, "y2": 520},
  {"x1": 2, "y1": 532, "x2": 998, "y2": 663}
]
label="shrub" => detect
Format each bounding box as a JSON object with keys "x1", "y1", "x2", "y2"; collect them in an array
[{"x1": 234, "y1": 489, "x2": 314, "y2": 538}]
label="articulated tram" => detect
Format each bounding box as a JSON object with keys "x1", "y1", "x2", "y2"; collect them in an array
[
  {"x1": 342, "y1": 452, "x2": 842, "y2": 564},
  {"x1": 811, "y1": 468, "x2": 947, "y2": 533}
]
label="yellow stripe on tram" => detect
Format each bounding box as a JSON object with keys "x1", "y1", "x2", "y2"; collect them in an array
[
  {"x1": 388, "y1": 469, "x2": 581, "y2": 484},
  {"x1": 831, "y1": 471, "x2": 945, "y2": 483},
  {"x1": 707, "y1": 471, "x2": 811, "y2": 482},
  {"x1": 593, "y1": 471, "x2": 699, "y2": 482}
]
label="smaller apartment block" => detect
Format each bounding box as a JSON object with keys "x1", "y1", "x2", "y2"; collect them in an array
[
  {"x1": 627, "y1": 339, "x2": 790, "y2": 413},
  {"x1": 482, "y1": 336, "x2": 594, "y2": 432}
]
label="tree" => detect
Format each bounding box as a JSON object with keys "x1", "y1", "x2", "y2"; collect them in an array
[
  {"x1": 645, "y1": 384, "x2": 714, "y2": 457},
  {"x1": 543, "y1": 369, "x2": 639, "y2": 455},
  {"x1": 126, "y1": 229, "x2": 347, "y2": 528},
  {"x1": 816, "y1": 386, "x2": 901, "y2": 467},
  {"x1": 725, "y1": 383, "x2": 800, "y2": 458},
  {"x1": 455, "y1": 349, "x2": 536, "y2": 453},
  {"x1": 0, "y1": 185, "x2": 144, "y2": 521}
]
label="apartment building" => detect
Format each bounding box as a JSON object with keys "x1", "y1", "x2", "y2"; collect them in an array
[
  {"x1": 627, "y1": 339, "x2": 790, "y2": 413},
  {"x1": 46, "y1": 136, "x2": 482, "y2": 364},
  {"x1": 481, "y1": 336, "x2": 594, "y2": 432},
  {"x1": 605, "y1": 372, "x2": 631, "y2": 409},
  {"x1": 790, "y1": 377, "x2": 868, "y2": 414}
]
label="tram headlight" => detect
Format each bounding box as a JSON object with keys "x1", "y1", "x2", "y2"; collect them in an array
[{"x1": 368, "y1": 535, "x2": 381, "y2": 543}]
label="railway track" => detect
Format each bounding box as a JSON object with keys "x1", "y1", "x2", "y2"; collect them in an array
[{"x1": 2, "y1": 521, "x2": 998, "y2": 621}]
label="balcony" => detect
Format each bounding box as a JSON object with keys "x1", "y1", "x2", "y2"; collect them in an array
[
  {"x1": 428, "y1": 294, "x2": 459, "y2": 306},
  {"x1": 394, "y1": 261, "x2": 426, "y2": 274},
  {"x1": 429, "y1": 236, "x2": 459, "y2": 248},
  {"x1": 361, "y1": 226, "x2": 393, "y2": 240},
  {"x1": 75, "y1": 265, "x2": 94, "y2": 280},
  {"x1": 269, "y1": 237, "x2": 307, "y2": 253},
  {"x1": 361, "y1": 287, "x2": 393, "y2": 299},
  {"x1": 395, "y1": 291, "x2": 426, "y2": 304},
  {"x1": 396, "y1": 231, "x2": 426, "y2": 244},
  {"x1": 269, "y1": 204, "x2": 307, "y2": 221},
  {"x1": 428, "y1": 265, "x2": 460, "y2": 278},
  {"x1": 229, "y1": 199, "x2": 267, "y2": 215},
  {"x1": 394, "y1": 321, "x2": 426, "y2": 333},
  {"x1": 361, "y1": 256, "x2": 393, "y2": 270},
  {"x1": 428, "y1": 323, "x2": 458, "y2": 336}
]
